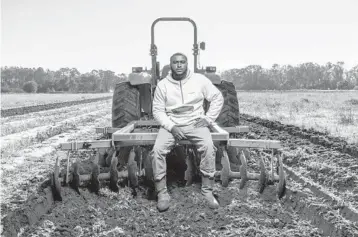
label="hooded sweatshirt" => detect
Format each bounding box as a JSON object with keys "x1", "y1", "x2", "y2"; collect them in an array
[{"x1": 152, "y1": 69, "x2": 224, "y2": 132}]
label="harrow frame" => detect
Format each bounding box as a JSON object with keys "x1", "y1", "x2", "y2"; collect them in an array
[{"x1": 52, "y1": 120, "x2": 286, "y2": 202}]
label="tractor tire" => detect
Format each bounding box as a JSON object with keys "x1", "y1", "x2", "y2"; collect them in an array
[
  {"x1": 204, "y1": 80, "x2": 240, "y2": 127},
  {"x1": 213, "y1": 80, "x2": 240, "y2": 127},
  {"x1": 205, "y1": 80, "x2": 241, "y2": 166},
  {"x1": 110, "y1": 82, "x2": 142, "y2": 186},
  {"x1": 112, "y1": 81, "x2": 141, "y2": 128}
]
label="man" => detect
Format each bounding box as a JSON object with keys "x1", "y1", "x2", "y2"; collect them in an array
[{"x1": 152, "y1": 52, "x2": 224, "y2": 212}]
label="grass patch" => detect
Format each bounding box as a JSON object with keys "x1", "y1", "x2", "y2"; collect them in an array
[
  {"x1": 345, "y1": 99, "x2": 358, "y2": 105},
  {"x1": 337, "y1": 107, "x2": 355, "y2": 125},
  {"x1": 237, "y1": 90, "x2": 358, "y2": 144}
]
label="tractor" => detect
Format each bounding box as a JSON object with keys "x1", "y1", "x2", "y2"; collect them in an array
[{"x1": 51, "y1": 17, "x2": 286, "y2": 202}]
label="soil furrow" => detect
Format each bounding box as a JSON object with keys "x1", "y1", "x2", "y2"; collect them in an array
[
  {"x1": 240, "y1": 114, "x2": 357, "y2": 189},
  {"x1": 239, "y1": 113, "x2": 358, "y2": 235},
  {"x1": 283, "y1": 165, "x2": 358, "y2": 223},
  {"x1": 4, "y1": 182, "x2": 327, "y2": 237},
  {"x1": 0, "y1": 114, "x2": 112, "y2": 228},
  {"x1": 235, "y1": 149, "x2": 358, "y2": 236},
  {"x1": 1, "y1": 100, "x2": 110, "y2": 136},
  {"x1": 1, "y1": 100, "x2": 110, "y2": 125},
  {"x1": 241, "y1": 114, "x2": 358, "y2": 158},
  {"x1": 2, "y1": 112, "x2": 358, "y2": 236},
  {"x1": 280, "y1": 181, "x2": 358, "y2": 237},
  {"x1": 1, "y1": 107, "x2": 110, "y2": 158},
  {"x1": 1, "y1": 96, "x2": 112, "y2": 118}
]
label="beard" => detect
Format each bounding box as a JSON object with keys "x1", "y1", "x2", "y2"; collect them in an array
[{"x1": 170, "y1": 65, "x2": 188, "y2": 80}]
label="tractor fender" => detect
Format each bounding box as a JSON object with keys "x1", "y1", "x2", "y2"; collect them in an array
[
  {"x1": 128, "y1": 72, "x2": 152, "y2": 85},
  {"x1": 204, "y1": 73, "x2": 222, "y2": 85}
]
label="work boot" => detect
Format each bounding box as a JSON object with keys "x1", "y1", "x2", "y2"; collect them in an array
[
  {"x1": 155, "y1": 176, "x2": 170, "y2": 212},
  {"x1": 201, "y1": 176, "x2": 219, "y2": 209}
]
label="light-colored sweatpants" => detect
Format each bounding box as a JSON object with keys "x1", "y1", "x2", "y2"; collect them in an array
[{"x1": 152, "y1": 125, "x2": 217, "y2": 181}]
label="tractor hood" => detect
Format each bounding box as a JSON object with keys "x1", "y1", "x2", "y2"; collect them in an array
[{"x1": 128, "y1": 71, "x2": 152, "y2": 86}]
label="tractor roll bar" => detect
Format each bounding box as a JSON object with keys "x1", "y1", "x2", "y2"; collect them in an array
[{"x1": 150, "y1": 17, "x2": 199, "y2": 86}]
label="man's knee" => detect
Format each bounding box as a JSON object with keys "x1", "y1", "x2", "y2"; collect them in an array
[
  {"x1": 152, "y1": 128, "x2": 175, "y2": 158},
  {"x1": 153, "y1": 144, "x2": 165, "y2": 157},
  {"x1": 197, "y1": 138, "x2": 216, "y2": 155},
  {"x1": 153, "y1": 142, "x2": 172, "y2": 159}
]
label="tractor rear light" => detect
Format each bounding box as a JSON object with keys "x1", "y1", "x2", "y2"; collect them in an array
[
  {"x1": 206, "y1": 66, "x2": 216, "y2": 73},
  {"x1": 132, "y1": 67, "x2": 143, "y2": 73}
]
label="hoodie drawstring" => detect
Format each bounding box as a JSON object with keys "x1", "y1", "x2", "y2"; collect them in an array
[
  {"x1": 166, "y1": 69, "x2": 192, "y2": 105},
  {"x1": 180, "y1": 80, "x2": 184, "y2": 104}
]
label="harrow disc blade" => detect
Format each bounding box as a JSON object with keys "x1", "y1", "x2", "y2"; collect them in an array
[
  {"x1": 239, "y1": 150, "x2": 248, "y2": 190},
  {"x1": 243, "y1": 149, "x2": 250, "y2": 163},
  {"x1": 258, "y1": 156, "x2": 267, "y2": 194},
  {"x1": 70, "y1": 162, "x2": 81, "y2": 195},
  {"x1": 90, "y1": 163, "x2": 100, "y2": 194},
  {"x1": 109, "y1": 153, "x2": 119, "y2": 192},
  {"x1": 127, "y1": 149, "x2": 138, "y2": 190},
  {"x1": 220, "y1": 147, "x2": 230, "y2": 187},
  {"x1": 51, "y1": 156, "x2": 62, "y2": 201},
  {"x1": 277, "y1": 154, "x2": 286, "y2": 199},
  {"x1": 97, "y1": 149, "x2": 107, "y2": 167},
  {"x1": 227, "y1": 146, "x2": 239, "y2": 165},
  {"x1": 105, "y1": 147, "x2": 116, "y2": 167},
  {"x1": 51, "y1": 173, "x2": 62, "y2": 202},
  {"x1": 237, "y1": 148, "x2": 251, "y2": 166}
]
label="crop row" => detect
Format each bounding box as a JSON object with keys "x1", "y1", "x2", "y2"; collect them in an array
[{"x1": 1, "y1": 96, "x2": 112, "y2": 117}]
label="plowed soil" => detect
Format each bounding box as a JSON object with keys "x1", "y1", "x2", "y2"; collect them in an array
[
  {"x1": 1, "y1": 96, "x2": 112, "y2": 117},
  {"x1": 1, "y1": 104, "x2": 358, "y2": 236}
]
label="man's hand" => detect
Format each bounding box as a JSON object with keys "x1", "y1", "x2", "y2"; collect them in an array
[
  {"x1": 171, "y1": 126, "x2": 187, "y2": 141},
  {"x1": 194, "y1": 117, "x2": 212, "y2": 128}
]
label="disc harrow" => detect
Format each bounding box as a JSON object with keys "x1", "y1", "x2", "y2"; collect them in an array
[{"x1": 51, "y1": 120, "x2": 287, "y2": 201}]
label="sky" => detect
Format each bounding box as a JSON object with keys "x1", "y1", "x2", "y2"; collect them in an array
[{"x1": 1, "y1": 0, "x2": 358, "y2": 74}]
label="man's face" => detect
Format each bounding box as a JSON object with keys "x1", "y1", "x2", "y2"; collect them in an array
[{"x1": 170, "y1": 55, "x2": 188, "y2": 76}]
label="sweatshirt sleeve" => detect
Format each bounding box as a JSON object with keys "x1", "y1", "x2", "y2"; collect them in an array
[
  {"x1": 152, "y1": 83, "x2": 176, "y2": 132},
  {"x1": 202, "y1": 77, "x2": 224, "y2": 123}
]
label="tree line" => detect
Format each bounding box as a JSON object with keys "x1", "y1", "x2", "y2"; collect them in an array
[
  {"x1": 221, "y1": 62, "x2": 358, "y2": 90},
  {"x1": 1, "y1": 67, "x2": 127, "y2": 93},
  {"x1": 1, "y1": 62, "x2": 357, "y2": 93}
]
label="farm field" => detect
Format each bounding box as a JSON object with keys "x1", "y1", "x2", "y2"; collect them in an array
[
  {"x1": 237, "y1": 90, "x2": 358, "y2": 145},
  {"x1": 1, "y1": 93, "x2": 113, "y2": 109},
  {"x1": 1, "y1": 91, "x2": 358, "y2": 237}
]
